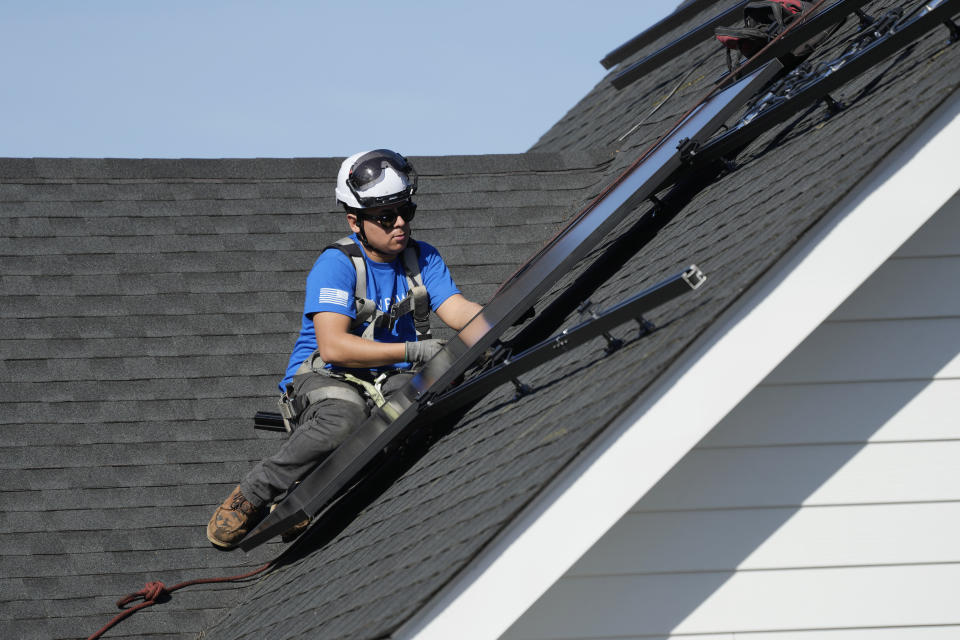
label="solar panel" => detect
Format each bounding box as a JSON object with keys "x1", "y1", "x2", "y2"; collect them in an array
[{"x1": 239, "y1": 61, "x2": 782, "y2": 551}]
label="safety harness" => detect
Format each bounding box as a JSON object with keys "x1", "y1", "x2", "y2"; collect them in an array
[
  {"x1": 327, "y1": 236, "x2": 432, "y2": 342},
  {"x1": 276, "y1": 236, "x2": 431, "y2": 432}
]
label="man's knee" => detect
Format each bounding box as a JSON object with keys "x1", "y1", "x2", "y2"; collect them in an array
[{"x1": 380, "y1": 372, "x2": 415, "y2": 398}]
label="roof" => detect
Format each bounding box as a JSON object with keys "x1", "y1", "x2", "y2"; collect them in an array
[
  {"x1": 0, "y1": 152, "x2": 605, "y2": 639},
  {"x1": 3, "y1": 1, "x2": 959, "y2": 638}
]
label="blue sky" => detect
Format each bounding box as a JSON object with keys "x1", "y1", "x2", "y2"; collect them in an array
[{"x1": 2, "y1": 1, "x2": 675, "y2": 158}]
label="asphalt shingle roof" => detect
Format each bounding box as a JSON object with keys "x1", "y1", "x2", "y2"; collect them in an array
[
  {"x1": 0, "y1": 152, "x2": 606, "y2": 639},
  {"x1": 3, "y1": 1, "x2": 959, "y2": 638}
]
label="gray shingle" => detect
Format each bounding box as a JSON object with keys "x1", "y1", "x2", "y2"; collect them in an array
[{"x1": 0, "y1": 149, "x2": 603, "y2": 638}]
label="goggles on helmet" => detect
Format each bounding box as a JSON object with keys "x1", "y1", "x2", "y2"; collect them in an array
[
  {"x1": 358, "y1": 201, "x2": 417, "y2": 229},
  {"x1": 346, "y1": 149, "x2": 418, "y2": 207}
]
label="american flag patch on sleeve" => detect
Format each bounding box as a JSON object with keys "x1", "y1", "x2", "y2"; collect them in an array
[{"x1": 317, "y1": 288, "x2": 350, "y2": 307}]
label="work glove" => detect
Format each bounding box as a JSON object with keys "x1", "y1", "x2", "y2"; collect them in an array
[{"x1": 404, "y1": 339, "x2": 447, "y2": 364}]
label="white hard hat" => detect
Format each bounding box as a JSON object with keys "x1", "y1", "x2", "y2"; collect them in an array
[{"x1": 335, "y1": 149, "x2": 418, "y2": 209}]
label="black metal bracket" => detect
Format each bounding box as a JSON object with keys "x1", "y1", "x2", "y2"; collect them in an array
[
  {"x1": 677, "y1": 137, "x2": 702, "y2": 164},
  {"x1": 417, "y1": 265, "x2": 706, "y2": 422},
  {"x1": 823, "y1": 93, "x2": 846, "y2": 115},
  {"x1": 577, "y1": 299, "x2": 624, "y2": 354},
  {"x1": 510, "y1": 378, "x2": 533, "y2": 399},
  {"x1": 855, "y1": 9, "x2": 876, "y2": 30},
  {"x1": 944, "y1": 17, "x2": 960, "y2": 43},
  {"x1": 636, "y1": 316, "x2": 657, "y2": 337}
]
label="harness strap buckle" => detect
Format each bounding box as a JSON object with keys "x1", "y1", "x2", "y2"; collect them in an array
[
  {"x1": 277, "y1": 393, "x2": 296, "y2": 433},
  {"x1": 340, "y1": 372, "x2": 401, "y2": 421}
]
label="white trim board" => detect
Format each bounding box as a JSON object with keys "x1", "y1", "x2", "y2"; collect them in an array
[{"x1": 393, "y1": 92, "x2": 960, "y2": 640}]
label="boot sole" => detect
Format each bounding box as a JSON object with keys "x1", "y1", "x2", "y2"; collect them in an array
[{"x1": 206, "y1": 523, "x2": 241, "y2": 549}]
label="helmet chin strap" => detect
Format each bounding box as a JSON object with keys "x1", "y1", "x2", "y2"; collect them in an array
[
  {"x1": 350, "y1": 205, "x2": 413, "y2": 253},
  {"x1": 355, "y1": 217, "x2": 371, "y2": 248}
]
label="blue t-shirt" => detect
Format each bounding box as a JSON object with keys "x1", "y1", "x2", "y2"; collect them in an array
[{"x1": 280, "y1": 235, "x2": 460, "y2": 389}]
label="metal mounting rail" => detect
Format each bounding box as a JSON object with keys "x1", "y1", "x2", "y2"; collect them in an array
[
  {"x1": 239, "y1": 63, "x2": 779, "y2": 551},
  {"x1": 420, "y1": 266, "x2": 706, "y2": 421},
  {"x1": 601, "y1": 0, "x2": 736, "y2": 69},
  {"x1": 612, "y1": 0, "x2": 750, "y2": 89},
  {"x1": 694, "y1": 0, "x2": 960, "y2": 163}
]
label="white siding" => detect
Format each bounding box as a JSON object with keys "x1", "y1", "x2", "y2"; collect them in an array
[{"x1": 501, "y1": 192, "x2": 960, "y2": 639}]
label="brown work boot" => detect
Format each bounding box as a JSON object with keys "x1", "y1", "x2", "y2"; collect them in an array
[{"x1": 206, "y1": 485, "x2": 265, "y2": 549}]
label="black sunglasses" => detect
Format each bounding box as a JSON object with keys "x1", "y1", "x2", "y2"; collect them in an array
[{"x1": 358, "y1": 201, "x2": 417, "y2": 229}]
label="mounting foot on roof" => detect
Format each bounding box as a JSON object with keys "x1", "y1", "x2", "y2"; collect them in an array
[
  {"x1": 636, "y1": 316, "x2": 657, "y2": 338},
  {"x1": 855, "y1": 9, "x2": 875, "y2": 30},
  {"x1": 577, "y1": 300, "x2": 624, "y2": 354},
  {"x1": 511, "y1": 378, "x2": 532, "y2": 399},
  {"x1": 823, "y1": 93, "x2": 846, "y2": 117},
  {"x1": 648, "y1": 194, "x2": 664, "y2": 213},
  {"x1": 603, "y1": 334, "x2": 625, "y2": 355},
  {"x1": 719, "y1": 155, "x2": 739, "y2": 173},
  {"x1": 943, "y1": 18, "x2": 960, "y2": 44},
  {"x1": 676, "y1": 137, "x2": 701, "y2": 164},
  {"x1": 499, "y1": 350, "x2": 534, "y2": 400}
]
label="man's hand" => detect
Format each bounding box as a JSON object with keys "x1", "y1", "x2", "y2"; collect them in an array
[{"x1": 404, "y1": 339, "x2": 447, "y2": 364}]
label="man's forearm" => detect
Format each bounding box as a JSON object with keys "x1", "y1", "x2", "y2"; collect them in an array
[
  {"x1": 317, "y1": 333, "x2": 407, "y2": 368},
  {"x1": 453, "y1": 301, "x2": 484, "y2": 330},
  {"x1": 437, "y1": 295, "x2": 484, "y2": 331}
]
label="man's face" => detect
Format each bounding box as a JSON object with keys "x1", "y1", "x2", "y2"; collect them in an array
[{"x1": 347, "y1": 202, "x2": 412, "y2": 262}]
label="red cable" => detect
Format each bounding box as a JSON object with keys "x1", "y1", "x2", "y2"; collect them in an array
[{"x1": 87, "y1": 562, "x2": 273, "y2": 640}]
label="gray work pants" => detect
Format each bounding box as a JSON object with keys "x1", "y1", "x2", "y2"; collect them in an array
[{"x1": 240, "y1": 371, "x2": 413, "y2": 507}]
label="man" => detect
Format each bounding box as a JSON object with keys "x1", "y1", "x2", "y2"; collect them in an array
[{"x1": 207, "y1": 149, "x2": 482, "y2": 549}]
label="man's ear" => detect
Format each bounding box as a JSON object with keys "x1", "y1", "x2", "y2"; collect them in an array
[{"x1": 346, "y1": 213, "x2": 361, "y2": 234}]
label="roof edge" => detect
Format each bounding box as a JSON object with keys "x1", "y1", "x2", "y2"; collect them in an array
[
  {"x1": 0, "y1": 151, "x2": 609, "y2": 181},
  {"x1": 391, "y1": 89, "x2": 960, "y2": 640}
]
